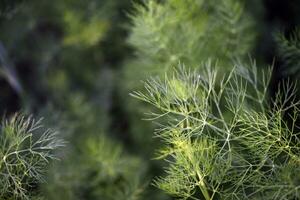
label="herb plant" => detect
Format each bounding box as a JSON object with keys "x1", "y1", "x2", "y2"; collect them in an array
[
  {"x1": 132, "y1": 62, "x2": 300, "y2": 200},
  {"x1": 123, "y1": 0, "x2": 255, "y2": 158},
  {"x1": 275, "y1": 28, "x2": 300, "y2": 77},
  {"x1": 128, "y1": 0, "x2": 254, "y2": 69},
  {"x1": 0, "y1": 114, "x2": 63, "y2": 200},
  {"x1": 44, "y1": 134, "x2": 145, "y2": 200}
]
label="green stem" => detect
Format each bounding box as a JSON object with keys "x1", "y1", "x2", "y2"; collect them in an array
[
  {"x1": 196, "y1": 171, "x2": 211, "y2": 200},
  {"x1": 185, "y1": 113, "x2": 211, "y2": 200}
]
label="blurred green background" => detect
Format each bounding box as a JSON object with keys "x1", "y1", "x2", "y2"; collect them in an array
[{"x1": 0, "y1": 0, "x2": 300, "y2": 199}]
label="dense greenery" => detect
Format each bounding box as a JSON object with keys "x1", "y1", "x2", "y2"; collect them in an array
[
  {"x1": 0, "y1": 0, "x2": 300, "y2": 199},
  {"x1": 133, "y1": 63, "x2": 300, "y2": 199}
]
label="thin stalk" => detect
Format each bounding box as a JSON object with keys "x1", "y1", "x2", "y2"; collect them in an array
[
  {"x1": 196, "y1": 170, "x2": 211, "y2": 200},
  {"x1": 185, "y1": 114, "x2": 211, "y2": 200}
]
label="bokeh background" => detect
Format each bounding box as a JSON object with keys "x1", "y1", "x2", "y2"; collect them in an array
[{"x1": 0, "y1": 0, "x2": 300, "y2": 199}]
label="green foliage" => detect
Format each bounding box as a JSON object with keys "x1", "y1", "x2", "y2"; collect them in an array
[
  {"x1": 0, "y1": 0, "x2": 126, "y2": 108},
  {"x1": 44, "y1": 134, "x2": 145, "y2": 200},
  {"x1": 275, "y1": 29, "x2": 300, "y2": 76},
  {"x1": 62, "y1": 7, "x2": 108, "y2": 47},
  {"x1": 122, "y1": 0, "x2": 255, "y2": 158},
  {"x1": 132, "y1": 62, "x2": 300, "y2": 199},
  {"x1": 38, "y1": 91, "x2": 147, "y2": 200},
  {"x1": 124, "y1": 0, "x2": 255, "y2": 100},
  {"x1": 128, "y1": 0, "x2": 254, "y2": 69},
  {"x1": 1, "y1": 0, "x2": 299, "y2": 200},
  {"x1": 0, "y1": 113, "x2": 63, "y2": 200}
]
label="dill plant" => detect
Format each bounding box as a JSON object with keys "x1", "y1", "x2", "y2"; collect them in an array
[
  {"x1": 275, "y1": 28, "x2": 300, "y2": 77},
  {"x1": 132, "y1": 62, "x2": 300, "y2": 199},
  {"x1": 44, "y1": 134, "x2": 145, "y2": 200},
  {"x1": 42, "y1": 97, "x2": 146, "y2": 200},
  {"x1": 123, "y1": 0, "x2": 255, "y2": 156},
  {"x1": 127, "y1": 0, "x2": 254, "y2": 70},
  {"x1": 0, "y1": 113, "x2": 64, "y2": 200}
]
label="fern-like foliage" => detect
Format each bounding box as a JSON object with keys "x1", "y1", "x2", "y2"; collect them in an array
[
  {"x1": 44, "y1": 134, "x2": 145, "y2": 200},
  {"x1": 132, "y1": 62, "x2": 300, "y2": 200},
  {"x1": 128, "y1": 0, "x2": 254, "y2": 69},
  {"x1": 213, "y1": 0, "x2": 254, "y2": 59},
  {"x1": 275, "y1": 28, "x2": 300, "y2": 76},
  {"x1": 123, "y1": 0, "x2": 255, "y2": 155},
  {"x1": 0, "y1": 114, "x2": 64, "y2": 200}
]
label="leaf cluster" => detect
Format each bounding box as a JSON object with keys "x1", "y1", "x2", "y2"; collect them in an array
[
  {"x1": 275, "y1": 29, "x2": 300, "y2": 77},
  {"x1": 132, "y1": 62, "x2": 300, "y2": 200},
  {"x1": 0, "y1": 114, "x2": 64, "y2": 200},
  {"x1": 123, "y1": 0, "x2": 256, "y2": 157},
  {"x1": 44, "y1": 134, "x2": 145, "y2": 200},
  {"x1": 128, "y1": 0, "x2": 254, "y2": 69}
]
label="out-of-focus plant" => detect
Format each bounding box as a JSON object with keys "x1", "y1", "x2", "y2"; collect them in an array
[
  {"x1": 39, "y1": 94, "x2": 147, "y2": 200},
  {"x1": 0, "y1": 113, "x2": 64, "y2": 200},
  {"x1": 275, "y1": 28, "x2": 300, "y2": 77},
  {"x1": 0, "y1": 0, "x2": 126, "y2": 113},
  {"x1": 44, "y1": 134, "x2": 145, "y2": 200},
  {"x1": 62, "y1": 7, "x2": 108, "y2": 47},
  {"x1": 132, "y1": 62, "x2": 300, "y2": 199},
  {"x1": 127, "y1": 0, "x2": 254, "y2": 72}
]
